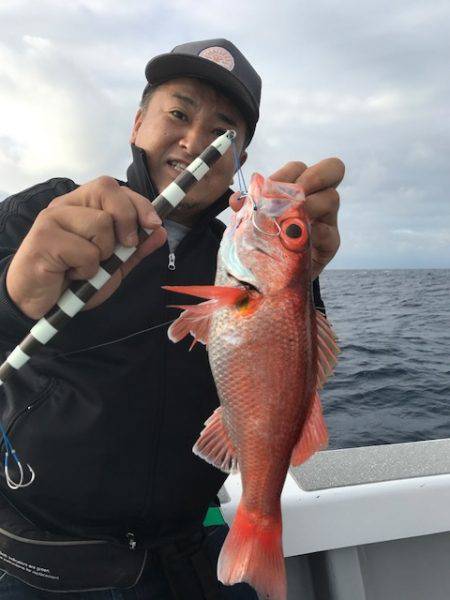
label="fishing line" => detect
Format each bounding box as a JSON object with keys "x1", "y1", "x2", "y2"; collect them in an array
[
  {"x1": 53, "y1": 319, "x2": 176, "y2": 360},
  {"x1": 232, "y1": 139, "x2": 247, "y2": 194}
]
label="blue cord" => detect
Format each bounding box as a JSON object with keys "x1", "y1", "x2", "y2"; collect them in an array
[
  {"x1": 0, "y1": 421, "x2": 13, "y2": 458},
  {"x1": 0, "y1": 418, "x2": 34, "y2": 488},
  {"x1": 232, "y1": 140, "x2": 248, "y2": 195}
]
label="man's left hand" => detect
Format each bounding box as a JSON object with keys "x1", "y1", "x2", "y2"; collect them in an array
[{"x1": 268, "y1": 158, "x2": 344, "y2": 280}]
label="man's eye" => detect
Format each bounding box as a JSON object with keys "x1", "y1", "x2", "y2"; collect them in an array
[
  {"x1": 171, "y1": 110, "x2": 187, "y2": 120},
  {"x1": 214, "y1": 128, "x2": 227, "y2": 136}
]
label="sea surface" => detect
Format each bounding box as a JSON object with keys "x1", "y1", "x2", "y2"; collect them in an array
[{"x1": 318, "y1": 269, "x2": 450, "y2": 449}]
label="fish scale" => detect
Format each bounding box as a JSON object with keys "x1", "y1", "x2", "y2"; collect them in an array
[{"x1": 209, "y1": 293, "x2": 316, "y2": 511}]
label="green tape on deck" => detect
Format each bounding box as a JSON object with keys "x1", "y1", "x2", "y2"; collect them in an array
[{"x1": 203, "y1": 506, "x2": 226, "y2": 527}]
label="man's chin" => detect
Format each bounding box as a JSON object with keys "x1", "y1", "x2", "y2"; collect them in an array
[{"x1": 167, "y1": 202, "x2": 204, "y2": 226}]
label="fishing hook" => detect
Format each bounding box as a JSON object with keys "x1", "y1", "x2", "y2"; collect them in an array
[
  {"x1": 5, "y1": 450, "x2": 35, "y2": 489},
  {"x1": 240, "y1": 194, "x2": 281, "y2": 237}
]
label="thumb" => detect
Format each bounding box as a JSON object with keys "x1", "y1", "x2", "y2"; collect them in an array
[
  {"x1": 83, "y1": 226, "x2": 167, "y2": 311},
  {"x1": 229, "y1": 191, "x2": 246, "y2": 213},
  {"x1": 119, "y1": 226, "x2": 167, "y2": 278}
]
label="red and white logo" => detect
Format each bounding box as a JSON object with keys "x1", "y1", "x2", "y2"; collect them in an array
[{"x1": 199, "y1": 46, "x2": 235, "y2": 71}]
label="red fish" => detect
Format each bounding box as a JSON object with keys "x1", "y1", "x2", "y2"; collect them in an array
[{"x1": 163, "y1": 173, "x2": 339, "y2": 600}]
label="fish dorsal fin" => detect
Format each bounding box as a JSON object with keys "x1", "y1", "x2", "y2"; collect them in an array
[
  {"x1": 163, "y1": 285, "x2": 248, "y2": 350},
  {"x1": 290, "y1": 391, "x2": 328, "y2": 466},
  {"x1": 316, "y1": 309, "x2": 340, "y2": 389},
  {"x1": 290, "y1": 312, "x2": 339, "y2": 467},
  {"x1": 193, "y1": 407, "x2": 239, "y2": 474}
]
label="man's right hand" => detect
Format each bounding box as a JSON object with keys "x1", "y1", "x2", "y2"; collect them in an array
[{"x1": 6, "y1": 177, "x2": 167, "y2": 320}]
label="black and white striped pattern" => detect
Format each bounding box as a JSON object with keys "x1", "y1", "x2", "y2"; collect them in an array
[{"x1": 0, "y1": 129, "x2": 236, "y2": 386}]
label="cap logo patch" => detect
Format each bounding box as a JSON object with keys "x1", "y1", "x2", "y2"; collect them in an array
[{"x1": 199, "y1": 46, "x2": 235, "y2": 71}]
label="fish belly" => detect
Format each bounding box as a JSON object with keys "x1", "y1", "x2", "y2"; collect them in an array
[{"x1": 208, "y1": 292, "x2": 317, "y2": 512}]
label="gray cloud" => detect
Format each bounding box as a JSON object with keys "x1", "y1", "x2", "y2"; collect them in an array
[{"x1": 0, "y1": 0, "x2": 449, "y2": 267}]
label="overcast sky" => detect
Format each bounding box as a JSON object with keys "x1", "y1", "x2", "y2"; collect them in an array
[{"x1": 1, "y1": 0, "x2": 449, "y2": 269}]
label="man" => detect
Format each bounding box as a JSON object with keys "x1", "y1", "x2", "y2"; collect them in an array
[{"x1": 0, "y1": 39, "x2": 343, "y2": 598}]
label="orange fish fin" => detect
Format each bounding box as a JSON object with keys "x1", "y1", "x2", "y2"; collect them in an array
[
  {"x1": 316, "y1": 309, "x2": 340, "y2": 389},
  {"x1": 165, "y1": 299, "x2": 217, "y2": 347},
  {"x1": 164, "y1": 285, "x2": 249, "y2": 347},
  {"x1": 218, "y1": 501, "x2": 286, "y2": 600},
  {"x1": 163, "y1": 285, "x2": 247, "y2": 303},
  {"x1": 290, "y1": 391, "x2": 329, "y2": 466},
  {"x1": 192, "y1": 407, "x2": 239, "y2": 474}
]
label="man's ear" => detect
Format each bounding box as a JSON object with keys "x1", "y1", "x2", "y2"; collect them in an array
[
  {"x1": 130, "y1": 109, "x2": 144, "y2": 144},
  {"x1": 238, "y1": 150, "x2": 248, "y2": 169}
]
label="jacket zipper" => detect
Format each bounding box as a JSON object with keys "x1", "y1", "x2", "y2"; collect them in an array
[
  {"x1": 127, "y1": 531, "x2": 137, "y2": 550},
  {"x1": 142, "y1": 225, "x2": 214, "y2": 524},
  {"x1": 168, "y1": 252, "x2": 176, "y2": 270}
]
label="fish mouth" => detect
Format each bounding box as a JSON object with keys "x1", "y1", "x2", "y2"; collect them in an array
[
  {"x1": 226, "y1": 271, "x2": 260, "y2": 293},
  {"x1": 254, "y1": 246, "x2": 275, "y2": 260}
]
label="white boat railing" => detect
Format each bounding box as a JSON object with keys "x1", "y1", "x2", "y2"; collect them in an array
[{"x1": 221, "y1": 438, "x2": 450, "y2": 555}]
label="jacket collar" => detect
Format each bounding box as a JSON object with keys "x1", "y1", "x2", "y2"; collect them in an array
[{"x1": 126, "y1": 144, "x2": 233, "y2": 228}]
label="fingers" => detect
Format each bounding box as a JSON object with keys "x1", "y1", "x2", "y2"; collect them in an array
[
  {"x1": 39, "y1": 206, "x2": 116, "y2": 261},
  {"x1": 297, "y1": 158, "x2": 345, "y2": 196},
  {"x1": 306, "y1": 188, "x2": 341, "y2": 278},
  {"x1": 268, "y1": 161, "x2": 308, "y2": 183},
  {"x1": 119, "y1": 187, "x2": 163, "y2": 241},
  {"x1": 8, "y1": 176, "x2": 168, "y2": 319},
  {"x1": 51, "y1": 177, "x2": 162, "y2": 247},
  {"x1": 304, "y1": 188, "x2": 340, "y2": 226},
  {"x1": 310, "y1": 221, "x2": 341, "y2": 275},
  {"x1": 43, "y1": 184, "x2": 167, "y2": 272},
  {"x1": 229, "y1": 191, "x2": 245, "y2": 212},
  {"x1": 83, "y1": 227, "x2": 168, "y2": 310},
  {"x1": 83, "y1": 228, "x2": 168, "y2": 311},
  {"x1": 119, "y1": 227, "x2": 168, "y2": 279}
]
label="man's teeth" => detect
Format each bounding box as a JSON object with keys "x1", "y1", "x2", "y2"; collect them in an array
[{"x1": 169, "y1": 161, "x2": 188, "y2": 172}]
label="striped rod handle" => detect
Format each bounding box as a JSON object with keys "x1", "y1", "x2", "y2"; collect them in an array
[{"x1": 0, "y1": 129, "x2": 236, "y2": 488}]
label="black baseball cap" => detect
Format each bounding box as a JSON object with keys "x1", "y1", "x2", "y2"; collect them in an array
[{"x1": 143, "y1": 38, "x2": 262, "y2": 145}]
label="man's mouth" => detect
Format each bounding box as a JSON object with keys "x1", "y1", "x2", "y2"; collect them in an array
[{"x1": 167, "y1": 159, "x2": 189, "y2": 173}]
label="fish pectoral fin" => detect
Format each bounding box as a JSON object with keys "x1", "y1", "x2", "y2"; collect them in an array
[
  {"x1": 316, "y1": 309, "x2": 340, "y2": 389},
  {"x1": 163, "y1": 285, "x2": 249, "y2": 348},
  {"x1": 193, "y1": 407, "x2": 239, "y2": 474},
  {"x1": 165, "y1": 300, "x2": 216, "y2": 348},
  {"x1": 290, "y1": 392, "x2": 328, "y2": 466},
  {"x1": 163, "y1": 285, "x2": 247, "y2": 302}
]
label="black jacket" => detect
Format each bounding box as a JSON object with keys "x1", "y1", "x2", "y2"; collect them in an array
[{"x1": 0, "y1": 144, "x2": 325, "y2": 549}]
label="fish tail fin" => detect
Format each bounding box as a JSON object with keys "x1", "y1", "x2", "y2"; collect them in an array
[{"x1": 218, "y1": 501, "x2": 286, "y2": 600}]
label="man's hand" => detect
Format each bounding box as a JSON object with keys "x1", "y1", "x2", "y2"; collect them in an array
[
  {"x1": 6, "y1": 176, "x2": 167, "y2": 320},
  {"x1": 268, "y1": 159, "x2": 344, "y2": 280},
  {"x1": 230, "y1": 158, "x2": 344, "y2": 280}
]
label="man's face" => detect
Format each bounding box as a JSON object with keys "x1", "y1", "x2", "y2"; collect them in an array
[{"x1": 130, "y1": 77, "x2": 248, "y2": 225}]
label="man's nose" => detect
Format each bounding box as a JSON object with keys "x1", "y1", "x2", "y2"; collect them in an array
[{"x1": 178, "y1": 125, "x2": 209, "y2": 157}]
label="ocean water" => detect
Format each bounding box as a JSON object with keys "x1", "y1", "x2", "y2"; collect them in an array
[{"x1": 319, "y1": 269, "x2": 450, "y2": 449}]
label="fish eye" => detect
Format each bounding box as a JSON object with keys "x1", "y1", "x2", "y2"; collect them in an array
[
  {"x1": 285, "y1": 223, "x2": 303, "y2": 238},
  {"x1": 280, "y1": 218, "x2": 308, "y2": 251}
]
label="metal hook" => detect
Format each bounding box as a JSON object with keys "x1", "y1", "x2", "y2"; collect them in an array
[
  {"x1": 5, "y1": 450, "x2": 35, "y2": 489},
  {"x1": 237, "y1": 192, "x2": 249, "y2": 202},
  {"x1": 235, "y1": 193, "x2": 281, "y2": 237},
  {"x1": 249, "y1": 196, "x2": 281, "y2": 237}
]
